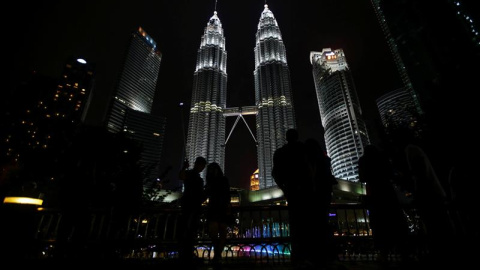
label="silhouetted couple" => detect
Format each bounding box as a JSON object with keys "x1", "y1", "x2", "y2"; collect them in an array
[
  {"x1": 272, "y1": 129, "x2": 337, "y2": 269},
  {"x1": 178, "y1": 157, "x2": 231, "y2": 268}
]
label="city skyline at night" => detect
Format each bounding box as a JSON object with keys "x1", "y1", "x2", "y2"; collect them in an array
[
  {"x1": 5, "y1": 0, "x2": 407, "y2": 189},
  {"x1": 2, "y1": 1, "x2": 479, "y2": 266},
  {"x1": 8, "y1": 0, "x2": 477, "y2": 190}
]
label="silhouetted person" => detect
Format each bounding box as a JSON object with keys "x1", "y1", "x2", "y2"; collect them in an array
[
  {"x1": 178, "y1": 156, "x2": 207, "y2": 266},
  {"x1": 204, "y1": 162, "x2": 231, "y2": 266},
  {"x1": 358, "y1": 145, "x2": 409, "y2": 263},
  {"x1": 405, "y1": 144, "x2": 453, "y2": 263},
  {"x1": 305, "y1": 138, "x2": 338, "y2": 265},
  {"x1": 272, "y1": 129, "x2": 312, "y2": 268},
  {"x1": 56, "y1": 138, "x2": 95, "y2": 259}
]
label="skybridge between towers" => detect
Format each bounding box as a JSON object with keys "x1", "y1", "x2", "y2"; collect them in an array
[{"x1": 223, "y1": 106, "x2": 258, "y2": 146}]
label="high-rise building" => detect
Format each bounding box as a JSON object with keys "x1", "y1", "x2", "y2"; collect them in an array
[
  {"x1": 310, "y1": 48, "x2": 369, "y2": 181},
  {"x1": 370, "y1": 0, "x2": 423, "y2": 116},
  {"x1": 105, "y1": 27, "x2": 164, "y2": 181},
  {"x1": 372, "y1": 0, "x2": 479, "y2": 127},
  {"x1": 50, "y1": 57, "x2": 95, "y2": 125},
  {"x1": 254, "y1": 5, "x2": 296, "y2": 189},
  {"x1": 185, "y1": 11, "x2": 227, "y2": 171},
  {"x1": 123, "y1": 109, "x2": 166, "y2": 181},
  {"x1": 106, "y1": 27, "x2": 162, "y2": 133},
  {"x1": 369, "y1": 0, "x2": 480, "y2": 191},
  {"x1": 1, "y1": 57, "x2": 95, "y2": 162}
]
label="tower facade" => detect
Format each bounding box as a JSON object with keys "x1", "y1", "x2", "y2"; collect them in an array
[
  {"x1": 106, "y1": 27, "x2": 161, "y2": 133},
  {"x1": 186, "y1": 11, "x2": 227, "y2": 170},
  {"x1": 310, "y1": 48, "x2": 369, "y2": 181},
  {"x1": 254, "y1": 5, "x2": 296, "y2": 189}
]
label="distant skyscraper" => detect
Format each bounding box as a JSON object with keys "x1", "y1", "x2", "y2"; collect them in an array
[
  {"x1": 186, "y1": 11, "x2": 227, "y2": 170},
  {"x1": 106, "y1": 27, "x2": 161, "y2": 133},
  {"x1": 105, "y1": 27, "x2": 164, "y2": 181},
  {"x1": 310, "y1": 48, "x2": 369, "y2": 181},
  {"x1": 50, "y1": 57, "x2": 95, "y2": 124},
  {"x1": 1, "y1": 57, "x2": 94, "y2": 170},
  {"x1": 254, "y1": 5, "x2": 296, "y2": 189}
]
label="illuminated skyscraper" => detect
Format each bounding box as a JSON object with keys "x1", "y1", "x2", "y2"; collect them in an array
[
  {"x1": 310, "y1": 48, "x2": 369, "y2": 181},
  {"x1": 254, "y1": 5, "x2": 296, "y2": 189},
  {"x1": 186, "y1": 10, "x2": 227, "y2": 170},
  {"x1": 105, "y1": 27, "x2": 164, "y2": 181},
  {"x1": 106, "y1": 27, "x2": 161, "y2": 133}
]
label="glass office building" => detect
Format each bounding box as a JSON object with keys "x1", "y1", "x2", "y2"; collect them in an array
[{"x1": 106, "y1": 27, "x2": 162, "y2": 134}]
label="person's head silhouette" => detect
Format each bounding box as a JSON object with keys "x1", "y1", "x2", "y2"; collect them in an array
[
  {"x1": 286, "y1": 129, "x2": 299, "y2": 144},
  {"x1": 206, "y1": 162, "x2": 223, "y2": 179},
  {"x1": 193, "y1": 156, "x2": 207, "y2": 172}
]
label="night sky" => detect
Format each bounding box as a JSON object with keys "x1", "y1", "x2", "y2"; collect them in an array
[{"x1": 8, "y1": 0, "x2": 400, "y2": 190}]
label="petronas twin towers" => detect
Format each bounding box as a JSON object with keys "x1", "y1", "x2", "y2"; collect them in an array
[{"x1": 185, "y1": 5, "x2": 295, "y2": 189}]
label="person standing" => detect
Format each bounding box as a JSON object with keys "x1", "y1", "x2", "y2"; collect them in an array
[
  {"x1": 305, "y1": 138, "x2": 338, "y2": 265},
  {"x1": 272, "y1": 129, "x2": 312, "y2": 268},
  {"x1": 358, "y1": 145, "x2": 409, "y2": 263},
  {"x1": 204, "y1": 162, "x2": 231, "y2": 266},
  {"x1": 405, "y1": 144, "x2": 453, "y2": 263},
  {"x1": 178, "y1": 156, "x2": 207, "y2": 266}
]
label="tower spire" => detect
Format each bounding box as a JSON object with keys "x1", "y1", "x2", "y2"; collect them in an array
[{"x1": 214, "y1": 0, "x2": 217, "y2": 12}]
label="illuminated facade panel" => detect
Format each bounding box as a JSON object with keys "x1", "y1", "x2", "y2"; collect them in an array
[
  {"x1": 376, "y1": 87, "x2": 418, "y2": 132},
  {"x1": 254, "y1": 5, "x2": 296, "y2": 189},
  {"x1": 310, "y1": 48, "x2": 369, "y2": 181},
  {"x1": 186, "y1": 11, "x2": 227, "y2": 171},
  {"x1": 250, "y1": 169, "x2": 259, "y2": 191}
]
